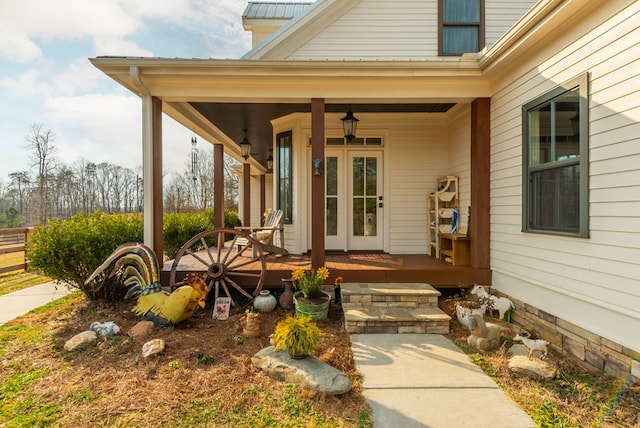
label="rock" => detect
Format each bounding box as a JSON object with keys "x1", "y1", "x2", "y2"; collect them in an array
[
  {"x1": 128, "y1": 321, "x2": 155, "y2": 338},
  {"x1": 509, "y1": 355, "x2": 556, "y2": 380},
  {"x1": 64, "y1": 330, "x2": 98, "y2": 351},
  {"x1": 252, "y1": 346, "x2": 351, "y2": 395},
  {"x1": 142, "y1": 338, "x2": 165, "y2": 358},
  {"x1": 466, "y1": 315, "x2": 504, "y2": 351},
  {"x1": 508, "y1": 344, "x2": 530, "y2": 357}
]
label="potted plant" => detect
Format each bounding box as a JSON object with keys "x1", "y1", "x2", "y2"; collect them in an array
[
  {"x1": 291, "y1": 266, "x2": 332, "y2": 320},
  {"x1": 272, "y1": 314, "x2": 321, "y2": 359}
]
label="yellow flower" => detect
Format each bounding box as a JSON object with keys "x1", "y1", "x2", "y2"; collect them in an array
[
  {"x1": 291, "y1": 267, "x2": 305, "y2": 282},
  {"x1": 316, "y1": 266, "x2": 330, "y2": 280}
]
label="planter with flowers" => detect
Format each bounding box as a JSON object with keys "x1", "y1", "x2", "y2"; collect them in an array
[{"x1": 292, "y1": 266, "x2": 331, "y2": 320}]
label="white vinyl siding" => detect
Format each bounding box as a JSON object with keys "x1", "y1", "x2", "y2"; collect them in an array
[
  {"x1": 489, "y1": 1, "x2": 640, "y2": 351},
  {"x1": 285, "y1": 0, "x2": 534, "y2": 60},
  {"x1": 485, "y1": 1, "x2": 537, "y2": 46}
]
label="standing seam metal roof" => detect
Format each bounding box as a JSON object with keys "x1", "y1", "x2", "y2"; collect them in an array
[{"x1": 242, "y1": 2, "x2": 314, "y2": 20}]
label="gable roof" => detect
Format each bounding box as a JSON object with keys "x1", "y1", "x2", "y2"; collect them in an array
[{"x1": 243, "y1": 0, "x2": 363, "y2": 60}]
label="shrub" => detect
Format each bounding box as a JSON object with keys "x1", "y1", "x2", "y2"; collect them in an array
[
  {"x1": 163, "y1": 209, "x2": 241, "y2": 259},
  {"x1": 272, "y1": 314, "x2": 321, "y2": 358},
  {"x1": 27, "y1": 212, "x2": 143, "y2": 301}
]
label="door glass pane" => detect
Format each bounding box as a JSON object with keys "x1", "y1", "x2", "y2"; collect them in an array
[
  {"x1": 353, "y1": 155, "x2": 378, "y2": 237},
  {"x1": 352, "y1": 197, "x2": 364, "y2": 237},
  {"x1": 326, "y1": 157, "x2": 338, "y2": 236},
  {"x1": 352, "y1": 157, "x2": 364, "y2": 196},
  {"x1": 366, "y1": 157, "x2": 377, "y2": 196}
]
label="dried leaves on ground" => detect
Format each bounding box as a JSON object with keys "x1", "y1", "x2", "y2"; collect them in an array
[{"x1": 0, "y1": 293, "x2": 370, "y2": 427}]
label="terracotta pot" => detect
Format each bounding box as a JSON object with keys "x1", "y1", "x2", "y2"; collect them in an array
[{"x1": 279, "y1": 278, "x2": 295, "y2": 310}]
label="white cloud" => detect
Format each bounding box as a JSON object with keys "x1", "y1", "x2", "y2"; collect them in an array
[{"x1": 0, "y1": 69, "x2": 50, "y2": 97}]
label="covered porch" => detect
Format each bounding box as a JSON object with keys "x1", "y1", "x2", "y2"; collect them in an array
[
  {"x1": 90, "y1": 58, "x2": 492, "y2": 285},
  {"x1": 161, "y1": 250, "x2": 491, "y2": 290}
]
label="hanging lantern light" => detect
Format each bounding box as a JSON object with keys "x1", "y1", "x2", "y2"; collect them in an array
[
  {"x1": 266, "y1": 149, "x2": 273, "y2": 172},
  {"x1": 341, "y1": 105, "x2": 359, "y2": 141},
  {"x1": 190, "y1": 135, "x2": 198, "y2": 184},
  {"x1": 240, "y1": 128, "x2": 251, "y2": 160}
]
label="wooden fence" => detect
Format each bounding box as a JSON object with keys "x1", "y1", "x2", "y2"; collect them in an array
[{"x1": 0, "y1": 227, "x2": 33, "y2": 274}]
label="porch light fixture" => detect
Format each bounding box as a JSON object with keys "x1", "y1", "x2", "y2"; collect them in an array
[
  {"x1": 341, "y1": 105, "x2": 359, "y2": 141},
  {"x1": 190, "y1": 135, "x2": 198, "y2": 184},
  {"x1": 240, "y1": 128, "x2": 251, "y2": 160},
  {"x1": 266, "y1": 150, "x2": 273, "y2": 172}
]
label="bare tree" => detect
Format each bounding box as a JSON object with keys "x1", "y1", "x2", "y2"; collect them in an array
[{"x1": 24, "y1": 124, "x2": 56, "y2": 224}]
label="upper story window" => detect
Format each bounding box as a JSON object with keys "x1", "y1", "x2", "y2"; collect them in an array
[
  {"x1": 439, "y1": 0, "x2": 485, "y2": 56},
  {"x1": 522, "y1": 74, "x2": 589, "y2": 237}
]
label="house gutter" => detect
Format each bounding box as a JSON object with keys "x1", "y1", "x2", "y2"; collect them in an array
[{"x1": 130, "y1": 66, "x2": 156, "y2": 251}]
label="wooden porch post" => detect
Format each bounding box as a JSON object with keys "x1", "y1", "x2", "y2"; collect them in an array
[
  {"x1": 260, "y1": 174, "x2": 266, "y2": 225},
  {"x1": 243, "y1": 164, "x2": 251, "y2": 227},
  {"x1": 213, "y1": 143, "x2": 224, "y2": 228},
  {"x1": 311, "y1": 98, "x2": 325, "y2": 269},
  {"x1": 470, "y1": 98, "x2": 490, "y2": 269},
  {"x1": 151, "y1": 97, "x2": 163, "y2": 260}
]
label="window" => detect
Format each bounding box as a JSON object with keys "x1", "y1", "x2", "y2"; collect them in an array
[
  {"x1": 439, "y1": 0, "x2": 484, "y2": 56},
  {"x1": 277, "y1": 131, "x2": 293, "y2": 224},
  {"x1": 522, "y1": 74, "x2": 589, "y2": 237}
]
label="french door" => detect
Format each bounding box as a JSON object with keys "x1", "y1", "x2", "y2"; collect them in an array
[{"x1": 324, "y1": 150, "x2": 383, "y2": 251}]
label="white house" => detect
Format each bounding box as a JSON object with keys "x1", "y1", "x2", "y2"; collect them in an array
[{"x1": 91, "y1": 0, "x2": 639, "y2": 381}]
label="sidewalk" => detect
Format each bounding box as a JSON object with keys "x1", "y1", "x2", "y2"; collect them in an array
[
  {"x1": 351, "y1": 333, "x2": 535, "y2": 427},
  {"x1": 0, "y1": 281, "x2": 74, "y2": 325}
]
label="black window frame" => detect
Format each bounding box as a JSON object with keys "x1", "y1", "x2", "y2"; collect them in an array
[
  {"x1": 522, "y1": 74, "x2": 589, "y2": 237},
  {"x1": 276, "y1": 130, "x2": 293, "y2": 224},
  {"x1": 438, "y1": 0, "x2": 485, "y2": 56}
]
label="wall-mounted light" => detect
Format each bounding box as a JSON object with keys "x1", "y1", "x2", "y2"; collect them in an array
[
  {"x1": 341, "y1": 105, "x2": 359, "y2": 141},
  {"x1": 240, "y1": 128, "x2": 251, "y2": 160},
  {"x1": 312, "y1": 158, "x2": 323, "y2": 176},
  {"x1": 266, "y1": 150, "x2": 273, "y2": 172}
]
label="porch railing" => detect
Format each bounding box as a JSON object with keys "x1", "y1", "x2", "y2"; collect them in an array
[{"x1": 0, "y1": 227, "x2": 33, "y2": 274}]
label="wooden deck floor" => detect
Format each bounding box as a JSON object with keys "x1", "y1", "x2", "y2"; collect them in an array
[{"x1": 160, "y1": 246, "x2": 491, "y2": 290}]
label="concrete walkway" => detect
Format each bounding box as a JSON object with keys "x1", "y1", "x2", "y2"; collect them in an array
[
  {"x1": 0, "y1": 281, "x2": 74, "y2": 325},
  {"x1": 351, "y1": 333, "x2": 535, "y2": 427}
]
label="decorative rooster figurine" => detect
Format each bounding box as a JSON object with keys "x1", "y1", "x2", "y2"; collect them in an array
[{"x1": 85, "y1": 243, "x2": 208, "y2": 327}]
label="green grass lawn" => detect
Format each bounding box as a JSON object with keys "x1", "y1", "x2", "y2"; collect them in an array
[{"x1": 0, "y1": 271, "x2": 51, "y2": 296}]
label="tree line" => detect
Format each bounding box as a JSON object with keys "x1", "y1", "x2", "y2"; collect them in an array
[{"x1": 0, "y1": 124, "x2": 239, "y2": 228}]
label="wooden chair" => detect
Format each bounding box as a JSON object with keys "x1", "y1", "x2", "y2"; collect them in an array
[{"x1": 235, "y1": 209, "x2": 288, "y2": 256}]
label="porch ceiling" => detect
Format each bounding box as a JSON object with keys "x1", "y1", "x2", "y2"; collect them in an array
[{"x1": 190, "y1": 101, "x2": 455, "y2": 169}]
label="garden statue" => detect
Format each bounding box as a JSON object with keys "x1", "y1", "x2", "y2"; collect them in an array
[
  {"x1": 470, "y1": 284, "x2": 515, "y2": 320},
  {"x1": 466, "y1": 314, "x2": 504, "y2": 351}
]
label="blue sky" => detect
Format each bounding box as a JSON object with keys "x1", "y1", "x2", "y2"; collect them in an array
[{"x1": 0, "y1": 0, "x2": 253, "y2": 184}]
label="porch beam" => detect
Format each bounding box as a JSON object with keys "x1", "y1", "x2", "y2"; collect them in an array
[
  {"x1": 470, "y1": 98, "x2": 490, "y2": 270},
  {"x1": 214, "y1": 143, "x2": 224, "y2": 228},
  {"x1": 243, "y1": 164, "x2": 251, "y2": 227},
  {"x1": 311, "y1": 98, "x2": 325, "y2": 269}
]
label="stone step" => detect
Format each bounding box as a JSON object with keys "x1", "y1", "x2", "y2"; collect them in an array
[
  {"x1": 344, "y1": 306, "x2": 450, "y2": 334},
  {"x1": 341, "y1": 282, "x2": 441, "y2": 309},
  {"x1": 341, "y1": 283, "x2": 450, "y2": 334}
]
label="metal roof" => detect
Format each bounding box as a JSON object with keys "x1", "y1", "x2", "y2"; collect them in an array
[{"x1": 243, "y1": 2, "x2": 314, "y2": 20}]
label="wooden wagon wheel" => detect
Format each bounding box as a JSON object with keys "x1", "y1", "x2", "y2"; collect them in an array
[{"x1": 168, "y1": 228, "x2": 266, "y2": 306}]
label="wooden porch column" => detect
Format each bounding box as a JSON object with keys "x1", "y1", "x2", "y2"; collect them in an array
[
  {"x1": 140, "y1": 94, "x2": 163, "y2": 260},
  {"x1": 243, "y1": 164, "x2": 251, "y2": 227},
  {"x1": 470, "y1": 98, "x2": 490, "y2": 269},
  {"x1": 213, "y1": 143, "x2": 224, "y2": 228},
  {"x1": 311, "y1": 98, "x2": 325, "y2": 269},
  {"x1": 260, "y1": 174, "x2": 266, "y2": 225},
  {"x1": 151, "y1": 97, "x2": 163, "y2": 260}
]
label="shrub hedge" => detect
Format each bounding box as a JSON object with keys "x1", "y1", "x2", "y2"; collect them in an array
[{"x1": 27, "y1": 209, "x2": 240, "y2": 301}]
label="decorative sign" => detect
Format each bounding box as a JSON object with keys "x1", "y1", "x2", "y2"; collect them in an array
[{"x1": 213, "y1": 297, "x2": 231, "y2": 320}]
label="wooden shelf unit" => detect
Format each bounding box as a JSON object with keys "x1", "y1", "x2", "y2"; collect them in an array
[
  {"x1": 428, "y1": 176, "x2": 458, "y2": 258},
  {"x1": 439, "y1": 233, "x2": 470, "y2": 265}
]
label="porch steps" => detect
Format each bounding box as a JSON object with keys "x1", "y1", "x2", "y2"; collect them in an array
[{"x1": 341, "y1": 283, "x2": 450, "y2": 334}]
